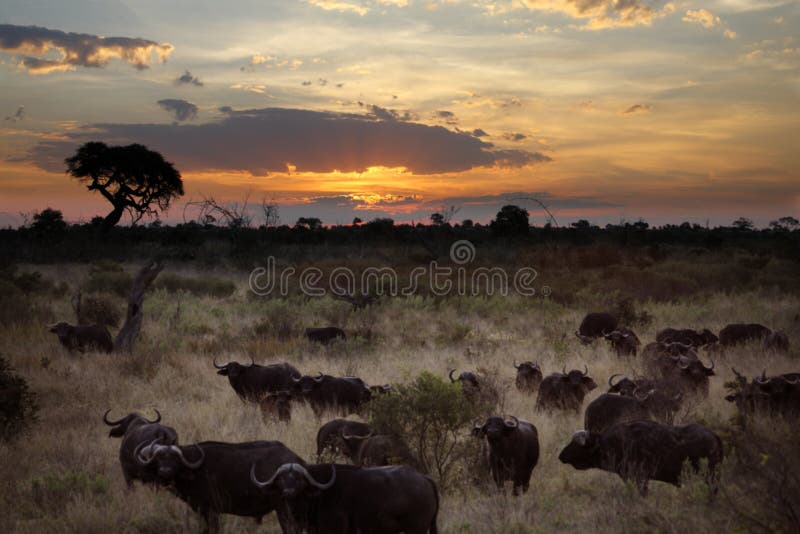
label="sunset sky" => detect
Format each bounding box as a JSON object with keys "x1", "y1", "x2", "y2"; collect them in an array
[{"x1": 1, "y1": 0, "x2": 798, "y2": 227}]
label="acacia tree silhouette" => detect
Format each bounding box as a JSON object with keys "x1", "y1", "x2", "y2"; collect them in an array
[{"x1": 65, "y1": 141, "x2": 184, "y2": 228}]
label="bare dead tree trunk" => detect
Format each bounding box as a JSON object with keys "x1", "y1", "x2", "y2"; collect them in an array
[
  {"x1": 114, "y1": 260, "x2": 164, "y2": 353},
  {"x1": 71, "y1": 291, "x2": 83, "y2": 324}
]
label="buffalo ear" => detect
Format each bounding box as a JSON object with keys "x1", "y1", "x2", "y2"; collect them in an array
[
  {"x1": 724, "y1": 394, "x2": 737, "y2": 402},
  {"x1": 582, "y1": 377, "x2": 598, "y2": 390},
  {"x1": 108, "y1": 426, "x2": 125, "y2": 437}
]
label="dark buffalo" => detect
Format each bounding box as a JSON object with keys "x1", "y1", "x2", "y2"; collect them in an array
[
  {"x1": 536, "y1": 366, "x2": 597, "y2": 412},
  {"x1": 641, "y1": 341, "x2": 698, "y2": 378},
  {"x1": 763, "y1": 331, "x2": 790, "y2": 352},
  {"x1": 259, "y1": 390, "x2": 293, "y2": 423},
  {"x1": 251, "y1": 463, "x2": 439, "y2": 534},
  {"x1": 339, "y1": 432, "x2": 420, "y2": 469},
  {"x1": 292, "y1": 373, "x2": 372, "y2": 417},
  {"x1": 719, "y1": 323, "x2": 772, "y2": 346},
  {"x1": 575, "y1": 312, "x2": 618, "y2": 344},
  {"x1": 103, "y1": 409, "x2": 177, "y2": 487},
  {"x1": 448, "y1": 369, "x2": 480, "y2": 395},
  {"x1": 726, "y1": 369, "x2": 800, "y2": 418},
  {"x1": 214, "y1": 358, "x2": 301, "y2": 403},
  {"x1": 136, "y1": 440, "x2": 304, "y2": 533},
  {"x1": 305, "y1": 327, "x2": 346, "y2": 345},
  {"x1": 663, "y1": 354, "x2": 715, "y2": 397},
  {"x1": 584, "y1": 393, "x2": 652, "y2": 433},
  {"x1": 607, "y1": 374, "x2": 683, "y2": 423},
  {"x1": 471, "y1": 416, "x2": 540, "y2": 496},
  {"x1": 316, "y1": 419, "x2": 373, "y2": 462},
  {"x1": 513, "y1": 361, "x2": 543, "y2": 392},
  {"x1": 656, "y1": 328, "x2": 718, "y2": 347},
  {"x1": 603, "y1": 327, "x2": 641, "y2": 357},
  {"x1": 48, "y1": 322, "x2": 113, "y2": 353},
  {"x1": 559, "y1": 420, "x2": 724, "y2": 495}
]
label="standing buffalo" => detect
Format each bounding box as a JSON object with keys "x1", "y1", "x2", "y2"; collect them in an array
[
  {"x1": 584, "y1": 393, "x2": 652, "y2": 433},
  {"x1": 472, "y1": 416, "x2": 540, "y2": 496},
  {"x1": 607, "y1": 374, "x2": 683, "y2": 424},
  {"x1": 49, "y1": 322, "x2": 113, "y2": 353},
  {"x1": 259, "y1": 391, "x2": 293, "y2": 423},
  {"x1": 339, "y1": 432, "x2": 420, "y2": 469},
  {"x1": 536, "y1": 366, "x2": 597, "y2": 412},
  {"x1": 726, "y1": 369, "x2": 800, "y2": 418},
  {"x1": 559, "y1": 420, "x2": 724, "y2": 495},
  {"x1": 449, "y1": 369, "x2": 480, "y2": 395},
  {"x1": 251, "y1": 463, "x2": 439, "y2": 534},
  {"x1": 641, "y1": 342, "x2": 698, "y2": 378},
  {"x1": 514, "y1": 361, "x2": 543, "y2": 392},
  {"x1": 662, "y1": 354, "x2": 715, "y2": 397},
  {"x1": 719, "y1": 323, "x2": 772, "y2": 346},
  {"x1": 214, "y1": 358, "x2": 301, "y2": 403},
  {"x1": 656, "y1": 328, "x2": 718, "y2": 347},
  {"x1": 136, "y1": 440, "x2": 304, "y2": 533},
  {"x1": 575, "y1": 312, "x2": 618, "y2": 344},
  {"x1": 603, "y1": 327, "x2": 641, "y2": 357},
  {"x1": 305, "y1": 327, "x2": 346, "y2": 345},
  {"x1": 292, "y1": 373, "x2": 372, "y2": 416},
  {"x1": 103, "y1": 409, "x2": 177, "y2": 487},
  {"x1": 316, "y1": 419, "x2": 373, "y2": 462}
]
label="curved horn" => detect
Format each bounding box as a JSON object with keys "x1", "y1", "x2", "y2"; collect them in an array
[
  {"x1": 292, "y1": 375, "x2": 302, "y2": 383},
  {"x1": 732, "y1": 367, "x2": 744, "y2": 380},
  {"x1": 513, "y1": 361, "x2": 520, "y2": 369},
  {"x1": 786, "y1": 376, "x2": 800, "y2": 385},
  {"x1": 472, "y1": 422, "x2": 485, "y2": 436},
  {"x1": 313, "y1": 372, "x2": 325, "y2": 382},
  {"x1": 449, "y1": 369, "x2": 457, "y2": 382},
  {"x1": 301, "y1": 464, "x2": 336, "y2": 490},
  {"x1": 212, "y1": 357, "x2": 228, "y2": 369},
  {"x1": 582, "y1": 365, "x2": 588, "y2": 376},
  {"x1": 608, "y1": 373, "x2": 622, "y2": 388},
  {"x1": 175, "y1": 445, "x2": 205, "y2": 469},
  {"x1": 144, "y1": 409, "x2": 161, "y2": 424},
  {"x1": 341, "y1": 431, "x2": 373, "y2": 441},
  {"x1": 102, "y1": 409, "x2": 126, "y2": 426},
  {"x1": 505, "y1": 416, "x2": 519, "y2": 428},
  {"x1": 633, "y1": 387, "x2": 654, "y2": 401},
  {"x1": 134, "y1": 440, "x2": 161, "y2": 466},
  {"x1": 677, "y1": 358, "x2": 690, "y2": 370},
  {"x1": 562, "y1": 364, "x2": 567, "y2": 375},
  {"x1": 251, "y1": 462, "x2": 292, "y2": 488},
  {"x1": 703, "y1": 356, "x2": 715, "y2": 372},
  {"x1": 248, "y1": 356, "x2": 255, "y2": 367},
  {"x1": 755, "y1": 370, "x2": 771, "y2": 384}
]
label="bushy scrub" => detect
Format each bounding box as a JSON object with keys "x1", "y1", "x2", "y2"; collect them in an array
[
  {"x1": 78, "y1": 294, "x2": 122, "y2": 327},
  {"x1": 0, "y1": 356, "x2": 39, "y2": 441},
  {"x1": 84, "y1": 262, "x2": 132, "y2": 298},
  {"x1": 154, "y1": 273, "x2": 236, "y2": 298}
]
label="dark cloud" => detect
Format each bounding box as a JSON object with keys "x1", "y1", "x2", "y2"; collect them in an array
[
  {"x1": 175, "y1": 70, "x2": 203, "y2": 87},
  {"x1": 218, "y1": 106, "x2": 233, "y2": 114},
  {"x1": 435, "y1": 110, "x2": 458, "y2": 125},
  {"x1": 366, "y1": 104, "x2": 417, "y2": 122},
  {"x1": 623, "y1": 103, "x2": 653, "y2": 115},
  {"x1": 157, "y1": 99, "x2": 198, "y2": 122},
  {"x1": 0, "y1": 23, "x2": 173, "y2": 73},
  {"x1": 503, "y1": 132, "x2": 527, "y2": 142},
  {"x1": 28, "y1": 107, "x2": 550, "y2": 175},
  {"x1": 336, "y1": 83, "x2": 344, "y2": 88},
  {"x1": 5, "y1": 105, "x2": 24, "y2": 122},
  {"x1": 318, "y1": 78, "x2": 327, "y2": 86},
  {"x1": 301, "y1": 80, "x2": 312, "y2": 86},
  {"x1": 472, "y1": 128, "x2": 488, "y2": 137}
]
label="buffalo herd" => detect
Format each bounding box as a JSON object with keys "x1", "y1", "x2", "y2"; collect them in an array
[{"x1": 87, "y1": 311, "x2": 796, "y2": 532}]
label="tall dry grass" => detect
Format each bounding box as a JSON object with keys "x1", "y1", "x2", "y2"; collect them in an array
[{"x1": 0, "y1": 262, "x2": 798, "y2": 532}]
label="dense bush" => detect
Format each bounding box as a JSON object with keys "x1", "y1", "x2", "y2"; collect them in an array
[
  {"x1": 0, "y1": 356, "x2": 39, "y2": 441},
  {"x1": 85, "y1": 262, "x2": 132, "y2": 298},
  {"x1": 154, "y1": 273, "x2": 236, "y2": 298},
  {"x1": 78, "y1": 294, "x2": 122, "y2": 328}
]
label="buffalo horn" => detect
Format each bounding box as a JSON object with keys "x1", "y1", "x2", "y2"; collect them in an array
[
  {"x1": 513, "y1": 361, "x2": 520, "y2": 369},
  {"x1": 341, "y1": 431, "x2": 372, "y2": 441},
  {"x1": 248, "y1": 356, "x2": 255, "y2": 367},
  {"x1": 102, "y1": 409, "x2": 126, "y2": 426},
  {"x1": 175, "y1": 444, "x2": 205, "y2": 469},
  {"x1": 212, "y1": 357, "x2": 228, "y2": 369},
  {"x1": 313, "y1": 372, "x2": 324, "y2": 382},
  {"x1": 582, "y1": 365, "x2": 588, "y2": 376},
  {"x1": 134, "y1": 439, "x2": 160, "y2": 465},
  {"x1": 608, "y1": 373, "x2": 622, "y2": 388},
  {"x1": 505, "y1": 416, "x2": 519, "y2": 429},
  {"x1": 755, "y1": 369, "x2": 770, "y2": 384},
  {"x1": 145, "y1": 409, "x2": 161, "y2": 424},
  {"x1": 448, "y1": 369, "x2": 457, "y2": 382}
]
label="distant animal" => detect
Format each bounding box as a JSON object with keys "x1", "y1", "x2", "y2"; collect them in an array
[
  {"x1": 606, "y1": 374, "x2": 683, "y2": 423},
  {"x1": 339, "y1": 432, "x2": 419, "y2": 469},
  {"x1": 514, "y1": 361, "x2": 543, "y2": 392},
  {"x1": 558, "y1": 420, "x2": 724, "y2": 495},
  {"x1": 305, "y1": 327, "x2": 346, "y2": 345},
  {"x1": 48, "y1": 322, "x2": 113, "y2": 353},
  {"x1": 603, "y1": 327, "x2": 641, "y2": 356},
  {"x1": 472, "y1": 416, "x2": 540, "y2": 496},
  {"x1": 250, "y1": 463, "x2": 439, "y2": 534},
  {"x1": 763, "y1": 331, "x2": 790, "y2": 352},
  {"x1": 719, "y1": 323, "x2": 772, "y2": 346},
  {"x1": 656, "y1": 328, "x2": 718, "y2": 347},
  {"x1": 103, "y1": 409, "x2": 177, "y2": 487},
  {"x1": 292, "y1": 373, "x2": 372, "y2": 416},
  {"x1": 214, "y1": 358, "x2": 301, "y2": 403},
  {"x1": 726, "y1": 369, "x2": 800, "y2": 418},
  {"x1": 575, "y1": 312, "x2": 618, "y2": 344},
  {"x1": 641, "y1": 341, "x2": 698, "y2": 378},
  {"x1": 136, "y1": 440, "x2": 304, "y2": 533},
  {"x1": 316, "y1": 419, "x2": 373, "y2": 462},
  {"x1": 662, "y1": 353, "x2": 715, "y2": 397},
  {"x1": 449, "y1": 369, "x2": 481, "y2": 395},
  {"x1": 259, "y1": 390, "x2": 293, "y2": 422},
  {"x1": 536, "y1": 366, "x2": 597, "y2": 412},
  {"x1": 584, "y1": 393, "x2": 652, "y2": 433}
]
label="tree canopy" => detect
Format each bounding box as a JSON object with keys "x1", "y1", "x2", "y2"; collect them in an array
[{"x1": 65, "y1": 141, "x2": 184, "y2": 228}]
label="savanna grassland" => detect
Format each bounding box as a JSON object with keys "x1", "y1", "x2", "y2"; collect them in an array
[{"x1": 1, "y1": 242, "x2": 799, "y2": 533}]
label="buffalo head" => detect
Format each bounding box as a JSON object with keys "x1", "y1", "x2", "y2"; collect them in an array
[
  {"x1": 213, "y1": 356, "x2": 255, "y2": 378},
  {"x1": 103, "y1": 409, "x2": 161, "y2": 438},
  {"x1": 472, "y1": 416, "x2": 519, "y2": 444},
  {"x1": 251, "y1": 462, "x2": 336, "y2": 499},
  {"x1": 558, "y1": 430, "x2": 601, "y2": 470},
  {"x1": 291, "y1": 373, "x2": 325, "y2": 395},
  {"x1": 135, "y1": 441, "x2": 205, "y2": 483},
  {"x1": 563, "y1": 365, "x2": 597, "y2": 391}
]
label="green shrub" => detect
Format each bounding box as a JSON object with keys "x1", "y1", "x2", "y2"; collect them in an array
[
  {"x1": 0, "y1": 356, "x2": 39, "y2": 441},
  {"x1": 154, "y1": 273, "x2": 236, "y2": 298},
  {"x1": 30, "y1": 470, "x2": 109, "y2": 509},
  {"x1": 84, "y1": 271, "x2": 132, "y2": 298},
  {"x1": 78, "y1": 294, "x2": 122, "y2": 327},
  {"x1": 369, "y1": 372, "x2": 483, "y2": 490}
]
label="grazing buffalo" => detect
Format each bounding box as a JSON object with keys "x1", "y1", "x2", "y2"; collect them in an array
[
  {"x1": 214, "y1": 358, "x2": 301, "y2": 403},
  {"x1": 103, "y1": 409, "x2": 177, "y2": 487},
  {"x1": 136, "y1": 440, "x2": 304, "y2": 533},
  {"x1": 259, "y1": 391, "x2": 293, "y2": 423},
  {"x1": 603, "y1": 327, "x2": 641, "y2": 357},
  {"x1": 763, "y1": 331, "x2": 790, "y2": 352},
  {"x1": 472, "y1": 416, "x2": 540, "y2": 496},
  {"x1": 251, "y1": 463, "x2": 439, "y2": 534},
  {"x1": 607, "y1": 374, "x2": 683, "y2": 423},
  {"x1": 584, "y1": 393, "x2": 652, "y2": 433},
  {"x1": 536, "y1": 366, "x2": 597, "y2": 412},
  {"x1": 719, "y1": 323, "x2": 772, "y2": 346},
  {"x1": 514, "y1": 361, "x2": 543, "y2": 392},
  {"x1": 559, "y1": 420, "x2": 724, "y2": 495},
  {"x1": 575, "y1": 312, "x2": 618, "y2": 344},
  {"x1": 292, "y1": 373, "x2": 372, "y2": 416},
  {"x1": 48, "y1": 322, "x2": 113, "y2": 353},
  {"x1": 316, "y1": 419, "x2": 373, "y2": 462},
  {"x1": 305, "y1": 327, "x2": 346, "y2": 345},
  {"x1": 339, "y1": 432, "x2": 420, "y2": 469},
  {"x1": 656, "y1": 328, "x2": 718, "y2": 347},
  {"x1": 726, "y1": 369, "x2": 800, "y2": 418}
]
